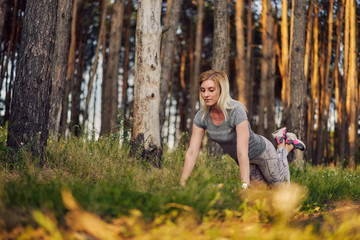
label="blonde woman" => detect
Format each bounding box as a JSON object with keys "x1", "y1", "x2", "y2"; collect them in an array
[{"x1": 179, "y1": 70, "x2": 305, "y2": 189}]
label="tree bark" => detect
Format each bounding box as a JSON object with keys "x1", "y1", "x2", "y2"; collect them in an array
[
  {"x1": 288, "y1": 0, "x2": 307, "y2": 167},
  {"x1": 59, "y1": 0, "x2": 79, "y2": 137},
  {"x1": 304, "y1": 0, "x2": 313, "y2": 84},
  {"x1": 7, "y1": 0, "x2": 58, "y2": 165},
  {"x1": 131, "y1": 0, "x2": 162, "y2": 167},
  {"x1": 101, "y1": 0, "x2": 124, "y2": 135},
  {"x1": 246, "y1": 0, "x2": 254, "y2": 122},
  {"x1": 84, "y1": 0, "x2": 107, "y2": 126},
  {"x1": 159, "y1": 0, "x2": 182, "y2": 139},
  {"x1": 0, "y1": 0, "x2": 7, "y2": 43},
  {"x1": 347, "y1": 0, "x2": 357, "y2": 170},
  {"x1": 235, "y1": 0, "x2": 246, "y2": 107},
  {"x1": 189, "y1": 0, "x2": 204, "y2": 127},
  {"x1": 48, "y1": 0, "x2": 73, "y2": 139},
  {"x1": 280, "y1": 0, "x2": 289, "y2": 126}
]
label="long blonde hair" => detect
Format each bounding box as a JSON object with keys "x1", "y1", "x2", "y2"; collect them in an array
[{"x1": 199, "y1": 70, "x2": 235, "y2": 120}]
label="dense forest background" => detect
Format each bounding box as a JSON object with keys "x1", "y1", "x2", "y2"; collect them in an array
[{"x1": 0, "y1": 0, "x2": 359, "y2": 167}]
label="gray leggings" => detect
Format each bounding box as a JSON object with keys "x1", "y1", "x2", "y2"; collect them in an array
[{"x1": 250, "y1": 136, "x2": 290, "y2": 184}]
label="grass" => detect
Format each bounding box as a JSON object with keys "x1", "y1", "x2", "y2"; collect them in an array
[{"x1": 1, "y1": 126, "x2": 360, "y2": 239}]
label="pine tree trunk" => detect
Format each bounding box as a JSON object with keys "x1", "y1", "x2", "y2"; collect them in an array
[
  {"x1": 84, "y1": 0, "x2": 107, "y2": 126},
  {"x1": 280, "y1": 0, "x2": 289, "y2": 126},
  {"x1": 288, "y1": 0, "x2": 307, "y2": 167},
  {"x1": 304, "y1": 0, "x2": 313, "y2": 84},
  {"x1": 48, "y1": 0, "x2": 73, "y2": 139},
  {"x1": 60, "y1": 0, "x2": 79, "y2": 137},
  {"x1": 131, "y1": 0, "x2": 162, "y2": 167},
  {"x1": 7, "y1": 0, "x2": 58, "y2": 165},
  {"x1": 347, "y1": 0, "x2": 357, "y2": 170},
  {"x1": 101, "y1": 0, "x2": 124, "y2": 135},
  {"x1": 235, "y1": 0, "x2": 246, "y2": 107},
  {"x1": 121, "y1": 0, "x2": 133, "y2": 140},
  {"x1": 208, "y1": 0, "x2": 227, "y2": 156},
  {"x1": 246, "y1": 0, "x2": 254, "y2": 121},
  {"x1": 334, "y1": 0, "x2": 346, "y2": 165},
  {"x1": 159, "y1": 0, "x2": 182, "y2": 138},
  {"x1": 189, "y1": 0, "x2": 203, "y2": 127}
]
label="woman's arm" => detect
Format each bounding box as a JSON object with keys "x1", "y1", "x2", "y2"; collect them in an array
[
  {"x1": 180, "y1": 124, "x2": 205, "y2": 186},
  {"x1": 236, "y1": 121, "x2": 250, "y2": 185}
]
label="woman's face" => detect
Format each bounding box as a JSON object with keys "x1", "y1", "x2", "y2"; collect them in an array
[{"x1": 200, "y1": 79, "x2": 220, "y2": 107}]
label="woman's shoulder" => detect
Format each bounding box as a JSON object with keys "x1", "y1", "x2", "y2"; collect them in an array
[{"x1": 229, "y1": 100, "x2": 246, "y2": 112}]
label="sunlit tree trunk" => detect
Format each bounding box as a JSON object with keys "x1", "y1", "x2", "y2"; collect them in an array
[
  {"x1": 235, "y1": 0, "x2": 246, "y2": 107},
  {"x1": 60, "y1": 0, "x2": 79, "y2": 137},
  {"x1": 48, "y1": 0, "x2": 73, "y2": 139},
  {"x1": 131, "y1": 0, "x2": 162, "y2": 167},
  {"x1": 280, "y1": 0, "x2": 289, "y2": 126},
  {"x1": 307, "y1": 0, "x2": 319, "y2": 164},
  {"x1": 101, "y1": 0, "x2": 124, "y2": 135},
  {"x1": 159, "y1": 0, "x2": 182, "y2": 139},
  {"x1": 7, "y1": 0, "x2": 57, "y2": 165},
  {"x1": 347, "y1": 0, "x2": 357, "y2": 170},
  {"x1": 334, "y1": 0, "x2": 345, "y2": 165},
  {"x1": 189, "y1": 0, "x2": 204, "y2": 128},
  {"x1": 316, "y1": 0, "x2": 334, "y2": 164}
]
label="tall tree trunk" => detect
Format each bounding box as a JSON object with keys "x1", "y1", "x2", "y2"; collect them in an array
[
  {"x1": 189, "y1": 0, "x2": 204, "y2": 127},
  {"x1": 235, "y1": 0, "x2": 246, "y2": 107},
  {"x1": 212, "y1": 0, "x2": 228, "y2": 71},
  {"x1": 259, "y1": 0, "x2": 272, "y2": 136},
  {"x1": 121, "y1": 0, "x2": 133, "y2": 140},
  {"x1": 304, "y1": 0, "x2": 313, "y2": 84},
  {"x1": 246, "y1": 0, "x2": 254, "y2": 122},
  {"x1": 316, "y1": 0, "x2": 334, "y2": 165},
  {"x1": 347, "y1": 0, "x2": 357, "y2": 170},
  {"x1": 307, "y1": 0, "x2": 319, "y2": 164},
  {"x1": 289, "y1": 0, "x2": 308, "y2": 167},
  {"x1": 131, "y1": 0, "x2": 162, "y2": 167},
  {"x1": 7, "y1": 0, "x2": 58, "y2": 165},
  {"x1": 208, "y1": 0, "x2": 227, "y2": 155},
  {"x1": 48, "y1": 0, "x2": 73, "y2": 139},
  {"x1": 335, "y1": 0, "x2": 346, "y2": 165},
  {"x1": 60, "y1": 0, "x2": 79, "y2": 137},
  {"x1": 101, "y1": 0, "x2": 124, "y2": 135},
  {"x1": 159, "y1": 0, "x2": 182, "y2": 139},
  {"x1": 84, "y1": 0, "x2": 107, "y2": 126},
  {"x1": 280, "y1": 0, "x2": 289, "y2": 126}
]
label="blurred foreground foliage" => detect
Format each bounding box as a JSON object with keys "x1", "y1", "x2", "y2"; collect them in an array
[{"x1": 1, "y1": 127, "x2": 360, "y2": 239}]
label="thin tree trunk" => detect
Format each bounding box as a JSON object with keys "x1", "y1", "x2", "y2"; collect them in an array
[
  {"x1": 131, "y1": 0, "x2": 162, "y2": 167},
  {"x1": 307, "y1": 0, "x2": 319, "y2": 164},
  {"x1": 159, "y1": 0, "x2": 182, "y2": 138},
  {"x1": 101, "y1": 0, "x2": 124, "y2": 135},
  {"x1": 316, "y1": 0, "x2": 334, "y2": 164},
  {"x1": 7, "y1": 0, "x2": 57, "y2": 165},
  {"x1": 347, "y1": 0, "x2": 357, "y2": 170},
  {"x1": 334, "y1": 0, "x2": 345, "y2": 165},
  {"x1": 0, "y1": 0, "x2": 7, "y2": 43},
  {"x1": 280, "y1": 0, "x2": 289, "y2": 126},
  {"x1": 304, "y1": 0, "x2": 313, "y2": 84},
  {"x1": 84, "y1": 0, "x2": 107, "y2": 126},
  {"x1": 246, "y1": 0, "x2": 254, "y2": 121},
  {"x1": 121, "y1": 0, "x2": 133, "y2": 140},
  {"x1": 48, "y1": 0, "x2": 73, "y2": 139},
  {"x1": 235, "y1": 0, "x2": 246, "y2": 107},
  {"x1": 266, "y1": 13, "x2": 275, "y2": 138},
  {"x1": 189, "y1": 0, "x2": 204, "y2": 127},
  {"x1": 60, "y1": 0, "x2": 79, "y2": 137}
]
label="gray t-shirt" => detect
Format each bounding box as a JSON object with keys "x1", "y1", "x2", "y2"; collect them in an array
[{"x1": 193, "y1": 101, "x2": 266, "y2": 161}]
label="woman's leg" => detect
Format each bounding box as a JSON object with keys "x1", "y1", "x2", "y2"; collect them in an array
[{"x1": 250, "y1": 137, "x2": 290, "y2": 184}]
